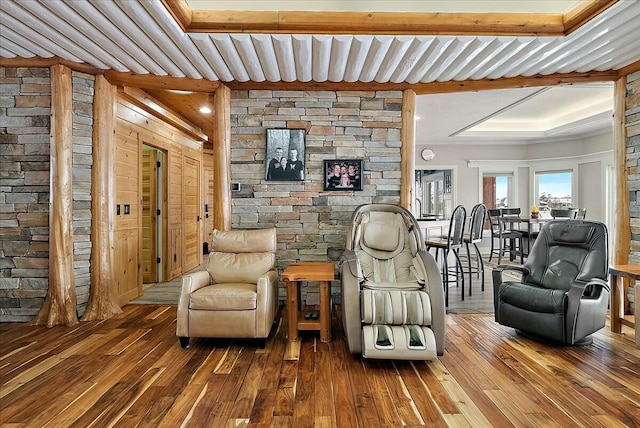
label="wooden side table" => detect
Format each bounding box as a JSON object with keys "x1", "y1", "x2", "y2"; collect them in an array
[
  {"x1": 281, "y1": 262, "x2": 334, "y2": 342},
  {"x1": 609, "y1": 264, "x2": 640, "y2": 347}
]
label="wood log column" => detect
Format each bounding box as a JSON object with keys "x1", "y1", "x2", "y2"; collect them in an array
[
  {"x1": 213, "y1": 85, "x2": 231, "y2": 231},
  {"x1": 30, "y1": 64, "x2": 78, "y2": 327},
  {"x1": 82, "y1": 75, "x2": 121, "y2": 321},
  {"x1": 614, "y1": 77, "x2": 630, "y2": 265},
  {"x1": 401, "y1": 89, "x2": 416, "y2": 212}
]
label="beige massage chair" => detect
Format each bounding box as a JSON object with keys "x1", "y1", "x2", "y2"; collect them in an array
[
  {"x1": 341, "y1": 204, "x2": 445, "y2": 360},
  {"x1": 177, "y1": 228, "x2": 279, "y2": 348}
]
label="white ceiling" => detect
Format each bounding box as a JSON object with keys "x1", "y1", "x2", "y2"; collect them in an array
[{"x1": 418, "y1": 82, "x2": 614, "y2": 145}]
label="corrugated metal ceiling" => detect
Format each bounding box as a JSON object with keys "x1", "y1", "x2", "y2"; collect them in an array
[{"x1": 1, "y1": 0, "x2": 638, "y2": 84}]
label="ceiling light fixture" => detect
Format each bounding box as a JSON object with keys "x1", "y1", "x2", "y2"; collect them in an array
[
  {"x1": 166, "y1": 89, "x2": 194, "y2": 95},
  {"x1": 199, "y1": 106, "x2": 212, "y2": 114}
]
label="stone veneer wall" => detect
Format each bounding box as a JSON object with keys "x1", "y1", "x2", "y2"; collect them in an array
[
  {"x1": 0, "y1": 67, "x2": 93, "y2": 321},
  {"x1": 230, "y1": 90, "x2": 403, "y2": 304},
  {"x1": 71, "y1": 72, "x2": 94, "y2": 317},
  {"x1": 628, "y1": 71, "x2": 640, "y2": 263}
]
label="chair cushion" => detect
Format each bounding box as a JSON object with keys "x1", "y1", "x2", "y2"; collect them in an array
[
  {"x1": 211, "y1": 228, "x2": 276, "y2": 253},
  {"x1": 363, "y1": 218, "x2": 399, "y2": 252},
  {"x1": 499, "y1": 281, "x2": 567, "y2": 314},
  {"x1": 189, "y1": 283, "x2": 257, "y2": 310},
  {"x1": 207, "y1": 252, "x2": 275, "y2": 284},
  {"x1": 358, "y1": 212, "x2": 406, "y2": 260}
]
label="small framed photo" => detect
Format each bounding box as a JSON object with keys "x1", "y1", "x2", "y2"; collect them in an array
[
  {"x1": 323, "y1": 159, "x2": 363, "y2": 191},
  {"x1": 265, "y1": 128, "x2": 305, "y2": 181}
]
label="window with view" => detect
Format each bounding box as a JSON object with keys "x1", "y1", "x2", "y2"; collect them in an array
[
  {"x1": 535, "y1": 171, "x2": 572, "y2": 218},
  {"x1": 482, "y1": 173, "x2": 513, "y2": 210}
]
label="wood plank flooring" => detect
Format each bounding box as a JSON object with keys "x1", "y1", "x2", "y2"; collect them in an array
[{"x1": 1, "y1": 305, "x2": 639, "y2": 427}]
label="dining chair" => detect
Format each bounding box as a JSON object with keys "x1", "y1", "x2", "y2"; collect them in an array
[
  {"x1": 426, "y1": 205, "x2": 466, "y2": 306},
  {"x1": 488, "y1": 209, "x2": 522, "y2": 264},
  {"x1": 576, "y1": 208, "x2": 587, "y2": 220},
  {"x1": 551, "y1": 208, "x2": 579, "y2": 219},
  {"x1": 463, "y1": 203, "x2": 486, "y2": 295}
]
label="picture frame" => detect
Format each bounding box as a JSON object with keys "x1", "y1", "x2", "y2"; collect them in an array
[
  {"x1": 265, "y1": 128, "x2": 305, "y2": 181},
  {"x1": 323, "y1": 159, "x2": 363, "y2": 191}
]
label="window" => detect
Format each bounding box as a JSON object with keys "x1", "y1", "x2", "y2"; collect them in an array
[
  {"x1": 483, "y1": 173, "x2": 514, "y2": 209},
  {"x1": 535, "y1": 170, "x2": 572, "y2": 218}
]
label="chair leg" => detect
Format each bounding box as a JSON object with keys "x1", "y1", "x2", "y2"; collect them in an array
[
  {"x1": 442, "y1": 249, "x2": 449, "y2": 307},
  {"x1": 489, "y1": 237, "x2": 495, "y2": 262},
  {"x1": 453, "y1": 249, "x2": 465, "y2": 301},
  {"x1": 465, "y1": 242, "x2": 473, "y2": 297},
  {"x1": 474, "y1": 243, "x2": 484, "y2": 291},
  {"x1": 179, "y1": 337, "x2": 190, "y2": 349}
]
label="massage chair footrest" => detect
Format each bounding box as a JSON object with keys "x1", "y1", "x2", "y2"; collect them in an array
[{"x1": 362, "y1": 325, "x2": 437, "y2": 360}]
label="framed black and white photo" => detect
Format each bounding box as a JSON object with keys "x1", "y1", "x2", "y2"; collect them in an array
[
  {"x1": 323, "y1": 159, "x2": 363, "y2": 191},
  {"x1": 265, "y1": 128, "x2": 305, "y2": 181}
]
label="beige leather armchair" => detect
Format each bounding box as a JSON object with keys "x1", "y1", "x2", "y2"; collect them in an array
[{"x1": 176, "y1": 228, "x2": 279, "y2": 348}]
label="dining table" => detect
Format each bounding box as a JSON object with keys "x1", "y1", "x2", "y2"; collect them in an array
[{"x1": 499, "y1": 216, "x2": 552, "y2": 262}]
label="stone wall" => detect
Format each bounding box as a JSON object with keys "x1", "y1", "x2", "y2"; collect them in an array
[
  {"x1": 71, "y1": 71, "x2": 94, "y2": 317},
  {"x1": 628, "y1": 71, "x2": 640, "y2": 263},
  {"x1": 0, "y1": 67, "x2": 94, "y2": 321},
  {"x1": 0, "y1": 67, "x2": 52, "y2": 322},
  {"x1": 230, "y1": 90, "x2": 403, "y2": 303}
]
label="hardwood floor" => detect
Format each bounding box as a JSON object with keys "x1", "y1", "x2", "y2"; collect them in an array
[{"x1": 1, "y1": 303, "x2": 639, "y2": 427}]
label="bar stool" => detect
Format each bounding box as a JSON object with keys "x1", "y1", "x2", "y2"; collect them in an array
[
  {"x1": 425, "y1": 205, "x2": 466, "y2": 306},
  {"x1": 462, "y1": 203, "x2": 486, "y2": 295}
]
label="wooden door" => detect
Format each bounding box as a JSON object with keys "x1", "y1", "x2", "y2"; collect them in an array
[
  {"x1": 183, "y1": 156, "x2": 200, "y2": 271},
  {"x1": 141, "y1": 149, "x2": 157, "y2": 283},
  {"x1": 114, "y1": 120, "x2": 142, "y2": 305}
]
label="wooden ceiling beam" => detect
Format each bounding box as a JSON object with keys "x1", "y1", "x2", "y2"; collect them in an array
[
  {"x1": 164, "y1": 0, "x2": 617, "y2": 36},
  {"x1": 226, "y1": 80, "x2": 411, "y2": 92},
  {"x1": 564, "y1": 0, "x2": 618, "y2": 34},
  {"x1": 224, "y1": 71, "x2": 619, "y2": 94},
  {"x1": 411, "y1": 71, "x2": 621, "y2": 95},
  {"x1": 618, "y1": 60, "x2": 640, "y2": 77},
  {"x1": 188, "y1": 10, "x2": 564, "y2": 36},
  {"x1": 0, "y1": 57, "x2": 101, "y2": 75},
  {"x1": 160, "y1": 0, "x2": 192, "y2": 32},
  {"x1": 119, "y1": 86, "x2": 208, "y2": 142},
  {"x1": 104, "y1": 70, "x2": 220, "y2": 92}
]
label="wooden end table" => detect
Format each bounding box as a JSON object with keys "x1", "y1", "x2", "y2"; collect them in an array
[
  {"x1": 281, "y1": 262, "x2": 334, "y2": 342},
  {"x1": 609, "y1": 264, "x2": 640, "y2": 347}
]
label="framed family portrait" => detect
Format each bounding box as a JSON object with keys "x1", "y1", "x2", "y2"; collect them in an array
[
  {"x1": 323, "y1": 159, "x2": 363, "y2": 191},
  {"x1": 265, "y1": 128, "x2": 305, "y2": 181}
]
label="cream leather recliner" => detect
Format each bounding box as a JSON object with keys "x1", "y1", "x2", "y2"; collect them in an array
[
  {"x1": 341, "y1": 204, "x2": 445, "y2": 360},
  {"x1": 176, "y1": 228, "x2": 279, "y2": 348}
]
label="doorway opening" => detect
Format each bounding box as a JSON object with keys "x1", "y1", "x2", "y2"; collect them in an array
[
  {"x1": 415, "y1": 169, "x2": 454, "y2": 220},
  {"x1": 142, "y1": 144, "x2": 166, "y2": 284}
]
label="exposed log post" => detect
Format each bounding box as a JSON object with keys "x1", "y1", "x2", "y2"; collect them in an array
[
  {"x1": 401, "y1": 89, "x2": 416, "y2": 211},
  {"x1": 213, "y1": 86, "x2": 232, "y2": 231},
  {"x1": 614, "y1": 77, "x2": 630, "y2": 265},
  {"x1": 30, "y1": 64, "x2": 77, "y2": 327},
  {"x1": 82, "y1": 75, "x2": 121, "y2": 321}
]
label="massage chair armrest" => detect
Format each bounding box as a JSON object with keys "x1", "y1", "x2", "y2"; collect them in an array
[
  {"x1": 417, "y1": 251, "x2": 446, "y2": 355},
  {"x1": 340, "y1": 251, "x2": 363, "y2": 354}
]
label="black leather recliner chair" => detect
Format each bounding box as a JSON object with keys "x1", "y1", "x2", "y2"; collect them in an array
[{"x1": 492, "y1": 220, "x2": 609, "y2": 345}]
